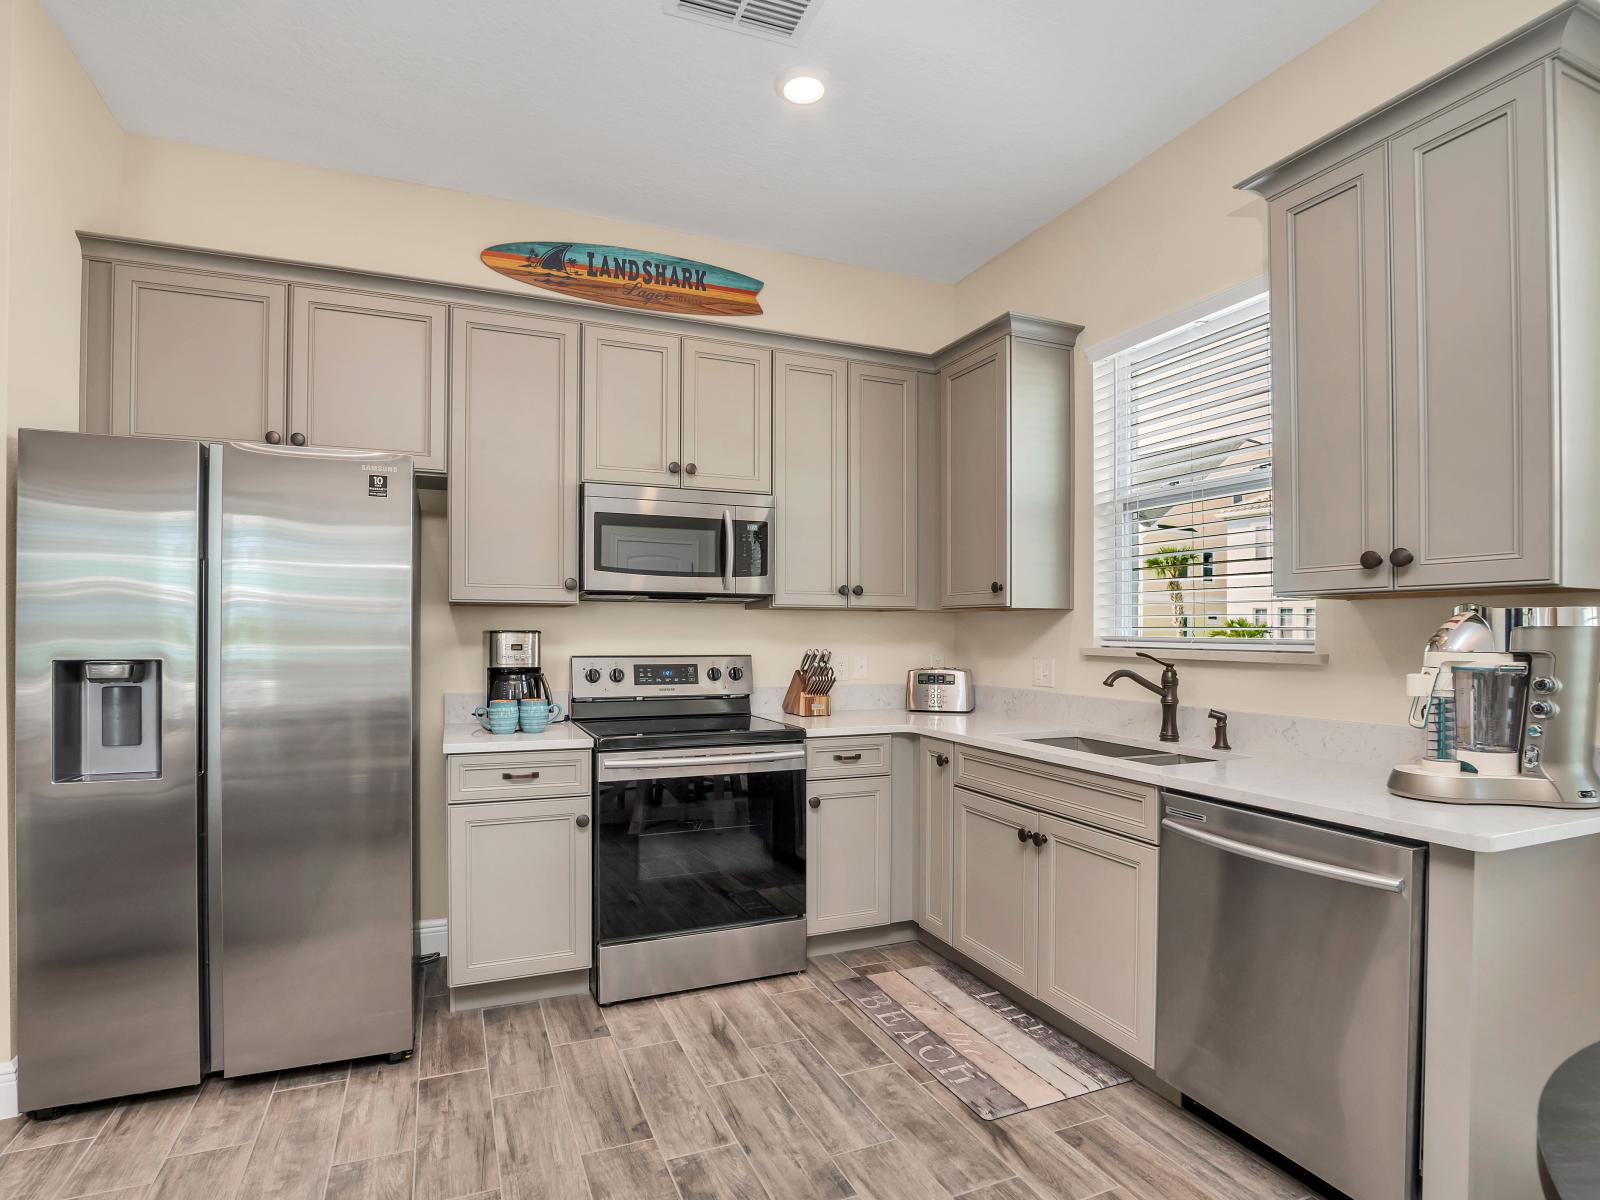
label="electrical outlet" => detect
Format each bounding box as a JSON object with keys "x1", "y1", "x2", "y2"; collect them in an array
[
  {"x1": 929, "y1": 650, "x2": 946, "y2": 668},
  {"x1": 853, "y1": 655, "x2": 869, "y2": 680},
  {"x1": 1032, "y1": 657, "x2": 1056, "y2": 688}
]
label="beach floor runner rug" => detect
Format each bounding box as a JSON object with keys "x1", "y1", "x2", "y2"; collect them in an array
[{"x1": 837, "y1": 962, "x2": 1131, "y2": 1121}]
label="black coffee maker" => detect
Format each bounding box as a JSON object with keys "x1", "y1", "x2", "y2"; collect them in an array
[{"x1": 485, "y1": 630, "x2": 551, "y2": 703}]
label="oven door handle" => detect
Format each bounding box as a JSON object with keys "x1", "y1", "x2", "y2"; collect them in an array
[
  {"x1": 1161, "y1": 818, "x2": 1407, "y2": 893},
  {"x1": 723, "y1": 509, "x2": 735, "y2": 593},
  {"x1": 604, "y1": 748, "x2": 805, "y2": 771}
]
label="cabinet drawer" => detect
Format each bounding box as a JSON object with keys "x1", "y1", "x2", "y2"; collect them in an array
[
  {"x1": 448, "y1": 750, "x2": 592, "y2": 803},
  {"x1": 807, "y1": 736, "x2": 892, "y2": 779},
  {"x1": 954, "y1": 748, "x2": 1159, "y2": 843}
]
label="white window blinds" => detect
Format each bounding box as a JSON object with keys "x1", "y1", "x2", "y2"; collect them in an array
[{"x1": 1092, "y1": 292, "x2": 1314, "y2": 650}]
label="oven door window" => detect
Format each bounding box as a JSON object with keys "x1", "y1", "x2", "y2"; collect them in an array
[
  {"x1": 595, "y1": 767, "x2": 805, "y2": 944},
  {"x1": 593, "y1": 512, "x2": 723, "y2": 578}
]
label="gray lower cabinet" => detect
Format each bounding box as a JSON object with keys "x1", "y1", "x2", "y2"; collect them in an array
[
  {"x1": 1249, "y1": 11, "x2": 1600, "y2": 596},
  {"x1": 682, "y1": 337, "x2": 773, "y2": 493},
  {"x1": 943, "y1": 751, "x2": 1159, "y2": 1066},
  {"x1": 937, "y1": 331, "x2": 1074, "y2": 609},
  {"x1": 771, "y1": 352, "x2": 919, "y2": 608},
  {"x1": 289, "y1": 285, "x2": 448, "y2": 472},
  {"x1": 581, "y1": 325, "x2": 683, "y2": 487},
  {"x1": 806, "y1": 774, "x2": 892, "y2": 936},
  {"x1": 1035, "y1": 812, "x2": 1157, "y2": 1063},
  {"x1": 449, "y1": 308, "x2": 581, "y2": 604},
  {"x1": 109, "y1": 263, "x2": 288, "y2": 443},
  {"x1": 951, "y1": 787, "x2": 1038, "y2": 993},
  {"x1": 446, "y1": 751, "x2": 593, "y2": 989},
  {"x1": 916, "y1": 739, "x2": 954, "y2": 944}
]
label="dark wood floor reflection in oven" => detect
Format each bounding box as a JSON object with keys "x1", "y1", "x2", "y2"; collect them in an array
[{"x1": 0, "y1": 943, "x2": 1325, "y2": 1200}]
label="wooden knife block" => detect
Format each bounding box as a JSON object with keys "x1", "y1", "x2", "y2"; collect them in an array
[{"x1": 781, "y1": 670, "x2": 831, "y2": 717}]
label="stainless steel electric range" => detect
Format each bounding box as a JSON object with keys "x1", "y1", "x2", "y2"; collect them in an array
[{"x1": 570, "y1": 655, "x2": 808, "y2": 1005}]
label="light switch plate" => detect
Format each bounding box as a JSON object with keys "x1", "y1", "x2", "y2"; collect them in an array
[
  {"x1": 1032, "y1": 657, "x2": 1056, "y2": 688},
  {"x1": 929, "y1": 651, "x2": 946, "y2": 668},
  {"x1": 853, "y1": 655, "x2": 868, "y2": 680}
]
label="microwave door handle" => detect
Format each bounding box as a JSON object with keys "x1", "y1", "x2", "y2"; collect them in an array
[{"x1": 723, "y1": 509, "x2": 735, "y2": 594}]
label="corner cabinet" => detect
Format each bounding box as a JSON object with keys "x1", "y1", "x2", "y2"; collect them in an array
[
  {"x1": 1249, "y1": 20, "x2": 1600, "y2": 595},
  {"x1": 449, "y1": 308, "x2": 581, "y2": 604},
  {"x1": 937, "y1": 324, "x2": 1076, "y2": 609},
  {"x1": 771, "y1": 352, "x2": 920, "y2": 609}
]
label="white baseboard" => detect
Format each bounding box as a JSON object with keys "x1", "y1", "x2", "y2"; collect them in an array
[
  {"x1": 0, "y1": 1057, "x2": 18, "y2": 1119},
  {"x1": 414, "y1": 919, "x2": 448, "y2": 958}
]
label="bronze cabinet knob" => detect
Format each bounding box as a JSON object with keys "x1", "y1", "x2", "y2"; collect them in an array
[
  {"x1": 685, "y1": 462, "x2": 697, "y2": 475},
  {"x1": 1389, "y1": 547, "x2": 1415, "y2": 568},
  {"x1": 575, "y1": 814, "x2": 590, "y2": 828},
  {"x1": 808, "y1": 797, "x2": 821, "y2": 810},
  {"x1": 668, "y1": 461, "x2": 681, "y2": 474},
  {"x1": 1016, "y1": 826, "x2": 1030, "y2": 843},
  {"x1": 564, "y1": 578, "x2": 578, "y2": 591},
  {"x1": 289, "y1": 432, "x2": 307, "y2": 446},
  {"x1": 1031, "y1": 830, "x2": 1048, "y2": 847},
  {"x1": 851, "y1": 585, "x2": 864, "y2": 596},
  {"x1": 837, "y1": 585, "x2": 849, "y2": 596},
  {"x1": 935, "y1": 753, "x2": 950, "y2": 767},
  {"x1": 265, "y1": 431, "x2": 282, "y2": 444},
  {"x1": 990, "y1": 581, "x2": 1004, "y2": 594},
  {"x1": 1359, "y1": 550, "x2": 1383, "y2": 570}
]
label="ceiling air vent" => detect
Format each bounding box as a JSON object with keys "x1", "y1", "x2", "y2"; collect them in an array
[{"x1": 665, "y1": 0, "x2": 824, "y2": 42}]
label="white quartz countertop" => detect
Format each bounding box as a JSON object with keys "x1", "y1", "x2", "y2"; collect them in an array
[
  {"x1": 442, "y1": 721, "x2": 592, "y2": 755},
  {"x1": 776, "y1": 709, "x2": 1600, "y2": 853}
]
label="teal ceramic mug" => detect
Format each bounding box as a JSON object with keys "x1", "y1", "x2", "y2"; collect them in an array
[
  {"x1": 473, "y1": 700, "x2": 520, "y2": 735},
  {"x1": 518, "y1": 699, "x2": 564, "y2": 734}
]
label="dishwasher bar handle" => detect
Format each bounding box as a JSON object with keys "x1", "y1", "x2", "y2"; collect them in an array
[{"x1": 1161, "y1": 817, "x2": 1407, "y2": 894}]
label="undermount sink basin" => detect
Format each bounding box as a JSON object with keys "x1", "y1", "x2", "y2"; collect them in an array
[{"x1": 1024, "y1": 735, "x2": 1215, "y2": 767}]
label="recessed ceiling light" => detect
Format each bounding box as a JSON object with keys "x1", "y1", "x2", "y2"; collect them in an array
[{"x1": 779, "y1": 72, "x2": 826, "y2": 105}]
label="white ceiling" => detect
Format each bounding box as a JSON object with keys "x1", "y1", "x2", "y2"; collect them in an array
[{"x1": 45, "y1": 0, "x2": 1377, "y2": 282}]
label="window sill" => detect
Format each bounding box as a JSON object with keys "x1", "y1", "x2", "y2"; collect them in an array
[{"x1": 1082, "y1": 646, "x2": 1328, "y2": 667}]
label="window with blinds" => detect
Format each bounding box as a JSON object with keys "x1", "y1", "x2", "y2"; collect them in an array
[{"x1": 1092, "y1": 292, "x2": 1314, "y2": 650}]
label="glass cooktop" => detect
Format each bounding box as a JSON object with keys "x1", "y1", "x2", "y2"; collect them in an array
[{"x1": 573, "y1": 712, "x2": 804, "y2": 753}]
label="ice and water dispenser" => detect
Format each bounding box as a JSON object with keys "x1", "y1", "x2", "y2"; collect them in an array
[{"x1": 52, "y1": 659, "x2": 162, "y2": 781}]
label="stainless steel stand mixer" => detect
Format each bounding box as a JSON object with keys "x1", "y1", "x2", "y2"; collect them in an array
[{"x1": 1388, "y1": 605, "x2": 1600, "y2": 808}]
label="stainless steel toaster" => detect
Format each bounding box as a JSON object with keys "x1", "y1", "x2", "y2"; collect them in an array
[{"x1": 906, "y1": 667, "x2": 974, "y2": 713}]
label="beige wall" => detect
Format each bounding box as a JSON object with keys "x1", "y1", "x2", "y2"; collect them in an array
[{"x1": 949, "y1": 0, "x2": 1564, "y2": 729}]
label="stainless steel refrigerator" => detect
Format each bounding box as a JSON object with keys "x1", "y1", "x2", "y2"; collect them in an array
[{"x1": 15, "y1": 429, "x2": 416, "y2": 1114}]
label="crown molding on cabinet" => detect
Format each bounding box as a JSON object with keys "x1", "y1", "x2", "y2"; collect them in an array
[{"x1": 1238, "y1": 1, "x2": 1600, "y2": 199}]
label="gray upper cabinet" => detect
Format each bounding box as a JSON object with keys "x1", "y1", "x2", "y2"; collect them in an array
[
  {"x1": 681, "y1": 338, "x2": 773, "y2": 493},
  {"x1": 450, "y1": 308, "x2": 581, "y2": 604},
  {"x1": 771, "y1": 353, "x2": 919, "y2": 608},
  {"x1": 1270, "y1": 146, "x2": 1394, "y2": 595},
  {"x1": 848, "y1": 363, "x2": 919, "y2": 609},
  {"x1": 289, "y1": 286, "x2": 448, "y2": 472},
  {"x1": 1246, "y1": 6, "x2": 1600, "y2": 595},
  {"x1": 937, "y1": 328, "x2": 1074, "y2": 609},
  {"x1": 772, "y1": 352, "x2": 849, "y2": 607},
  {"x1": 581, "y1": 325, "x2": 682, "y2": 487},
  {"x1": 1389, "y1": 68, "x2": 1553, "y2": 590},
  {"x1": 110, "y1": 263, "x2": 287, "y2": 444}
]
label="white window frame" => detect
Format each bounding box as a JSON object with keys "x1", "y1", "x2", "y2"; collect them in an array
[{"x1": 1090, "y1": 281, "x2": 1314, "y2": 653}]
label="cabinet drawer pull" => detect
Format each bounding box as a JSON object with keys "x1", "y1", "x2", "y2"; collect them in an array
[
  {"x1": 575, "y1": 814, "x2": 590, "y2": 828},
  {"x1": 808, "y1": 797, "x2": 821, "y2": 809},
  {"x1": 501, "y1": 771, "x2": 541, "y2": 781},
  {"x1": 832, "y1": 752, "x2": 862, "y2": 762},
  {"x1": 935, "y1": 753, "x2": 950, "y2": 767},
  {"x1": 1016, "y1": 826, "x2": 1030, "y2": 843}
]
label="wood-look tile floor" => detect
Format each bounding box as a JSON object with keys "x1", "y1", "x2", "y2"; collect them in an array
[{"x1": 0, "y1": 943, "x2": 1325, "y2": 1200}]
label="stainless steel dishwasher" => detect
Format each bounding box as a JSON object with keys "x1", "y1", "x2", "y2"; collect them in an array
[{"x1": 1157, "y1": 792, "x2": 1425, "y2": 1200}]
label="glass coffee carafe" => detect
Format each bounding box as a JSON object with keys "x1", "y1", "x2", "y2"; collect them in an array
[{"x1": 1450, "y1": 663, "x2": 1529, "y2": 771}]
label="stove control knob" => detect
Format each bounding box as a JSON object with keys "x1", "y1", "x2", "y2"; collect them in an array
[
  {"x1": 1527, "y1": 724, "x2": 1544, "y2": 739},
  {"x1": 1530, "y1": 700, "x2": 1558, "y2": 719},
  {"x1": 728, "y1": 666, "x2": 745, "y2": 682},
  {"x1": 584, "y1": 668, "x2": 602, "y2": 684},
  {"x1": 609, "y1": 668, "x2": 626, "y2": 684},
  {"x1": 1533, "y1": 676, "x2": 1560, "y2": 694},
  {"x1": 706, "y1": 667, "x2": 722, "y2": 681}
]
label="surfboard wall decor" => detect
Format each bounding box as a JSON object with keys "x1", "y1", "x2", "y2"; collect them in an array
[{"x1": 480, "y1": 242, "x2": 765, "y2": 317}]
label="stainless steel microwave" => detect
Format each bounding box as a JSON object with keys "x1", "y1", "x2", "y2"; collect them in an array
[{"x1": 581, "y1": 483, "x2": 774, "y2": 600}]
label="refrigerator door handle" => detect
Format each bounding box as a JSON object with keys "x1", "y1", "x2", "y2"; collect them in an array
[{"x1": 204, "y1": 444, "x2": 225, "y2": 1071}]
